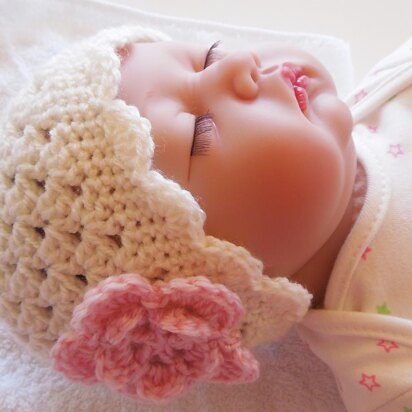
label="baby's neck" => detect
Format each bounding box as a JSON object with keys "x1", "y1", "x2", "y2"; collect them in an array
[{"x1": 291, "y1": 160, "x2": 367, "y2": 308}]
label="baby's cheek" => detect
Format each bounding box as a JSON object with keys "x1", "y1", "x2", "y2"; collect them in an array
[
  {"x1": 311, "y1": 93, "x2": 353, "y2": 150},
  {"x1": 335, "y1": 99, "x2": 354, "y2": 149}
]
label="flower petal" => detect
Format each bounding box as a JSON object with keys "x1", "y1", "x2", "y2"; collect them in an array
[
  {"x1": 151, "y1": 307, "x2": 213, "y2": 338},
  {"x1": 211, "y1": 339, "x2": 260, "y2": 383},
  {"x1": 51, "y1": 331, "x2": 98, "y2": 383},
  {"x1": 95, "y1": 341, "x2": 151, "y2": 394},
  {"x1": 70, "y1": 273, "x2": 154, "y2": 337},
  {"x1": 159, "y1": 276, "x2": 244, "y2": 337},
  {"x1": 135, "y1": 358, "x2": 193, "y2": 402},
  {"x1": 162, "y1": 334, "x2": 221, "y2": 379},
  {"x1": 133, "y1": 339, "x2": 226, "y2": 401},
  {"x1": 103, "y1": 305, "x2": 146, "y2": 346}
]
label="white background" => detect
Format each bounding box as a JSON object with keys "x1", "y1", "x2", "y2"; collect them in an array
[{"x1": 128, "y1": 0, "x2": 411, "y2": 81}]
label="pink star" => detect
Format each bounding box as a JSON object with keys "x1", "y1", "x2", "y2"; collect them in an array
[
  {"x1": 377, "y1": 339, "x2": 399, "y2": 353},
  {"x1": 359, "y1": 373, "x2": 381, "y2": 391},
  {"x1": 367, "y1": 125, "x2": 378, "y2": 133},
  {"x1": 355, "y1": 89, "x2": 368, "y2": 103},
  {"x1": 361, "y1": 246, "x2": 372, "y2": 260},
  {"x1": 387, "y1": 143, "x2": 404, "y2": 158}
]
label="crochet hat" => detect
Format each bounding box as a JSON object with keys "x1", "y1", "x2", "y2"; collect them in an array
[{"x1": 0, "y1": 26, "x2": 312, "y2": 403}]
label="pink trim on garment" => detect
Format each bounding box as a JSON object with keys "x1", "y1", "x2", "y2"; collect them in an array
[{"x1": 51, "y1": 274, "x2": 259, "y2": 402}]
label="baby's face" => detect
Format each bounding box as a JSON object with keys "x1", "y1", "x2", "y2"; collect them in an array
[{"x1": 118, "y1": 40, "x2": 356, "y2": 277}]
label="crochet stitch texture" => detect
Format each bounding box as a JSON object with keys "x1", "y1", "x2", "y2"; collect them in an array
[
  {"x1": 0, "y1": 25, "x2": 311, "y2": 375},
  {"x1": 51, "y1": 274, "x2": 259, "y2": 402}
]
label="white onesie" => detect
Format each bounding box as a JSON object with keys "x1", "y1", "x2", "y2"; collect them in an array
[{"x1": 298, "y1": 38, "x2": 412, "y2": 412}]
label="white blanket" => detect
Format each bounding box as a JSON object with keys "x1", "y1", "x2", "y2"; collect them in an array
[{"x1": 0, "y1": 1, "x2": 353, "y2": 410}]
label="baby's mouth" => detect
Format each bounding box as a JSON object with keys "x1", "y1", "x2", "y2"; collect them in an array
[{"x1": 281, "y1": 63, "x2": 309, "y2": 112}]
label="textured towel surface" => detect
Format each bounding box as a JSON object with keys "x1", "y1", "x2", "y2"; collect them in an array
[
  {"x1": 0, "y1": 320, "x2": 345, "y2": 412},
  {"x1": 0, "y1": 0, "x2": 352, "y2": 410}
]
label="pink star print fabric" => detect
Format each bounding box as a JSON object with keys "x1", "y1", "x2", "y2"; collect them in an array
[{"x1": 298, "y1": 37, "x2": 412, "y2": 412}]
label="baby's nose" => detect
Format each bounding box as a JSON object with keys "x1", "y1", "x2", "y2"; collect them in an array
[{"x1": 199, "y1": 50, "x2": 261, "y2": 101}]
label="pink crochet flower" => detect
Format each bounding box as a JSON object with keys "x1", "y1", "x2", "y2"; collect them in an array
[{"x1": 51, "y1": 274, "x2": 259, "y2": 402}]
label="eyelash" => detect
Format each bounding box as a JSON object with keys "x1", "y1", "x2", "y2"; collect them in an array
[
  {"x1": 190, "y1": 41, "x2": 221, "y2": 157},
  {"x1": 203, "y1": 40, "x2": 221, "y2": 69},
  {"x1": 191, "y1": 113, "x2": 214, "y2": 156}
]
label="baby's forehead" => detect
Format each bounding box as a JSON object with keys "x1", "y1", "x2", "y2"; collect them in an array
[
  {"x1": 120, "y1": 39, "x2": 207, "y2": 71},
  {"x1": 135, "y1": 39, "x2": 205, "y2": 54}
]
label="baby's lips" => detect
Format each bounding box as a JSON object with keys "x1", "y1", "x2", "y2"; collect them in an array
[
  {"x1": 282, "y1": 63, "x2": 304, "y2": 79},
  {"x1": 296, "y1": 75, "x2": 308, "y2": 88},
  {"x1": 293, "y1": 86, "x2": 308, "y2": 112},
  {"x1": 281, "y1": 63, "x2": 310, "y2": 112},
  {"x1": 281, "y1": 64, "x2": 297, "y2": 87}
]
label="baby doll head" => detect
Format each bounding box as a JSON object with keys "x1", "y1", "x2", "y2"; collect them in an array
[
  {"x1": 118, "y1": 38, "x2": 356, "y2": 282},
  {"x1": 0, "y1": 25, "x2": 352, "y2": 403}
]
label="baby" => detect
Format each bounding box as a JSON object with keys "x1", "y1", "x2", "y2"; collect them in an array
[
  {"x1": 0, "y1": 25, "x2": 411, "y2": 411},
  {"x1": 117, "y1": 37, "x2": 357, "y2": 309}
]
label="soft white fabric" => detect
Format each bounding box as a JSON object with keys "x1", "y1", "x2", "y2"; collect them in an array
[
  {"x1": 0, "y1": 319, "x2": 346, "y2": 412},
  {"x1": 299, "y1": 38, "x2": 412, "y2": 412},
  {"x1": 0, "y1": 0, "x2": 356, "y2": 411}
]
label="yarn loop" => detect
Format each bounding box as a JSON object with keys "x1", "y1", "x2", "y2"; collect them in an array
[{"x1": 51, "y1": 274, "x2": 259, "y2": 402}]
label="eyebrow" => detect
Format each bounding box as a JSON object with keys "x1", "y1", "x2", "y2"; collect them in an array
[{"x1": 117, "y1": 45, "x2": 131, "y2": 64}]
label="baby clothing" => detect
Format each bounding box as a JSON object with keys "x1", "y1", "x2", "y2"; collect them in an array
[{"x1": 298, "y1": 38, "x2": 412, "y2": 412}]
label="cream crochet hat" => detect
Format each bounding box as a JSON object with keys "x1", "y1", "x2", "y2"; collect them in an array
[{"x1": 0, "y1": 26, "x2": 311, "y2": 402}]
